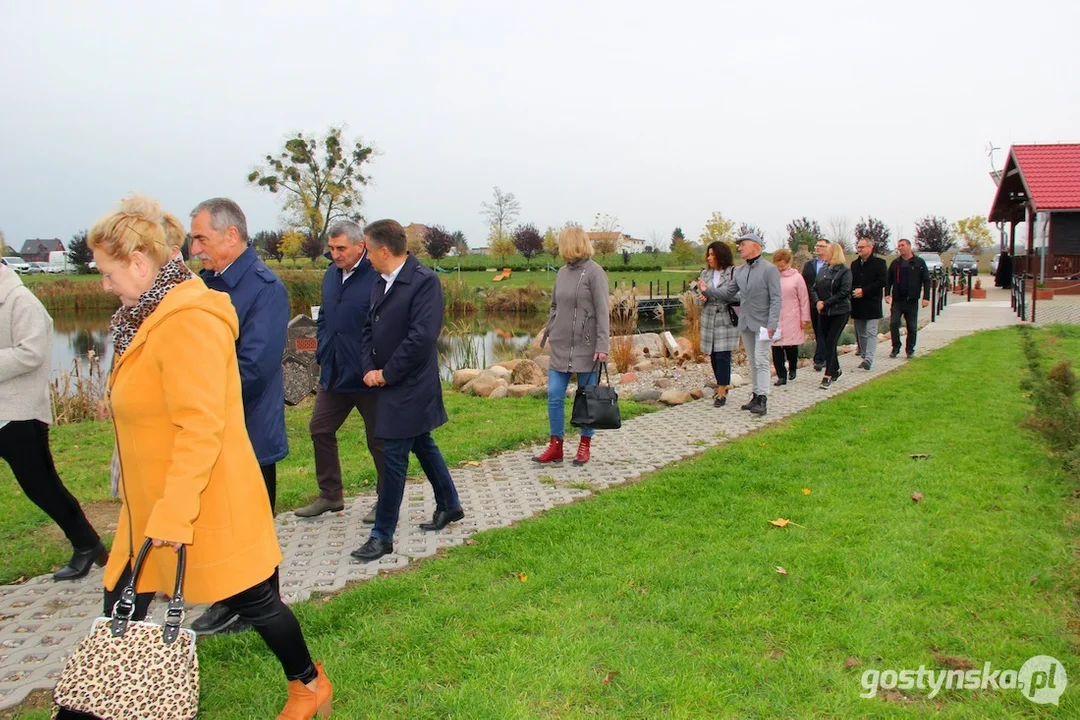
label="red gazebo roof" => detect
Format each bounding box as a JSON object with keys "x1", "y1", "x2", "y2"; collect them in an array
[{"x1": 990, "y1": 144, "x2": 1080, "y2": 221}]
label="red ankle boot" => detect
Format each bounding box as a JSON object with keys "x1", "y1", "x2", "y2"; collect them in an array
[
  {"x1": 533, "y1": 435, "x2": 564, "y2": 463},
  {"x1": 573, "y1": 436, "x2": 592, "y2": 465}
]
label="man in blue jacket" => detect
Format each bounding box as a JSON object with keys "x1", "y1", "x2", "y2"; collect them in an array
[
  {"x1": 294, "y1": 221, "x2": 386, "y2": 522},
  {"x1": 188, "y1": 197, "x2": 289, "y2": 635},
  {"x1": 351, "y1": 219, "x2": 464, "y2": 561}
]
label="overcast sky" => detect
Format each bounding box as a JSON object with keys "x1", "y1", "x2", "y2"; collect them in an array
[{"x1": 2, "y1": 0, "x2": 1078, "y2": 252}]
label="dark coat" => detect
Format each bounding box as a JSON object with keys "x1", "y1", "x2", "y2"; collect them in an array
[
  {"x1": 886, "y1": 255, "x2": 931, "y2": 301},
  {"x1": 849, "y1": 255, "x2": 887, "y2": 320},
  {"x1": 201, "y1": 246, "x2": 288, "y2": 466},
  {"x1": 361, "y1": 254, "x2": 447, "y2": 440},
  {"x1": 802, "y1": 257, "x2": 827, "y2": 322},
  {"x1": 812, "y1": 264, "x2": 853, "y2": 316},
  {"x1": 316, "y1": 253, "x2": 378, "y2": 394}
]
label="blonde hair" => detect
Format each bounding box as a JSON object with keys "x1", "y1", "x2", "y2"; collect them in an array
[
  {"x1": 87, "y1": 194, "x2": 184, "y2": 268},
  {"x1": 826, "y1": 242, "x2": 847, "y2": 266},
  {"x1": 558, "y1": 227, "x2": 594, "y2": 263},
  {"x1": 772, "y1": 248, "x2": 792, "y2": 265}
]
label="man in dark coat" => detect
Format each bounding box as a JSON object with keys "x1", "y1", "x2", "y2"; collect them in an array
[
  {"x1": 351, "y1": 219, "x2": 464, "y2": 561},
  {"x1": 189, "y1": 197, "x2": 289, "y2": 635},
  {"x1": 850, "y1": 236, "x2": 888, "y2": 370},
  {"x1": 801, "y1": 237, "x2": 830, "y2": 371},
  {"x1": 886, "y1": 238, "x2": 931, "y2": 358},
  {"x1": 294, "y1": 221, "x2": 386, "y2": 522}
]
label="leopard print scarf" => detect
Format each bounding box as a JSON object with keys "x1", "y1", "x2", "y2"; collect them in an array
[{"x1": 110, "y1": 256, "x2": 195, "y2": 357}]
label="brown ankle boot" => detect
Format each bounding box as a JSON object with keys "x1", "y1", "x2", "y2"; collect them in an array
[
  {"x1": 533, "y1": 435, "x2": 564, "y2": 463},
  {"x1": 572, "y1": 436, "x2": 592, "y2": 465},
  {"x1": 713, "y1": 385, "x2": 728, "y2": 407},
  {"x1": 277, "y1": 661, "x2": 332, "y2": 719}
]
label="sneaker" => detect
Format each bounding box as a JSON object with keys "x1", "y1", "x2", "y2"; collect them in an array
[
  {"x1": 820, "y1": 377, "x2": 832, "y2": 389},
  {"x1": 192, "y1": 602, "x2": 240, "y2": 636},
  {"x1": 858, "y1": 360, "x2": 870, "y2": 370}
]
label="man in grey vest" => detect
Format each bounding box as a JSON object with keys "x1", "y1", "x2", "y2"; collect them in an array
[{"x1": 733, "y1": 233, "x2": 782, "y2": 416}]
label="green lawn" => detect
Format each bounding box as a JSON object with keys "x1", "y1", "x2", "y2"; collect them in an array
[
  {"x1": 0, "y1": 393, "x2": 655, "y2": 584},
  {"x1": 21, "y1": 326, "x2": 1069, "y2": 717}
]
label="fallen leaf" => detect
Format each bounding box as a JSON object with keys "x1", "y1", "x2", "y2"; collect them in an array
[
  {"x1": 603, "y1": 671, "x2": 619, "y2": 685},
  {"x1": 910, "y1": 453, "x2": 931, "y2": 460},
  {"x1": 463, "y1": 461, "x2": 481, "y2": 467},
  {"x1": 802, "y1": 488, "x2": 812, "y2": 495},
  {"x1": 463, "y1": 538, "x2": 477, "y2": 546},
  {"x1": 769, "y1": 518, "x2": 805, "y2": 528},
  {"x1": 637, "y1": 587, "x2": 648, "y2": 595},
  {"x1": 516, "y1": 573, "x2": 528, "y2": 582},
  {"x1": 776, "y1": 566, "x2": 788, "y2": 576},
  {"x1": 845, "y1": 657, "x2": 860, "y2": 668},
  {"x1": 912, "y1": 492, "x2": 924, "y2": 503},
  {"x1": 1030, "y1": 575, "x2": 1039, "y2": 584},
  {"x1": 769, "y1": 649, "x2": 785, "y2": 660}
]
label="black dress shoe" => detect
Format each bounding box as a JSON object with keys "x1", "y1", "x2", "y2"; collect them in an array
[
  {"x1": 788, "y1": 369, "x2": 796, "y2": 381},
  {"x1": 351, "y1": 536, "x2": 393, "y2": 561},
  {"x1": 889, "y1": 350, "x2": 900, "y2": 359},
  {"x1": 713, "y1": 395, "x2": 726, "y2": 407},
  {"x1": 740, "y1": 394, "x2": 758, "y2": 411},
  {"x1": 419, "y1": 508, "x2": 465, "y2": 532},
  {"x1": 192, "y1": 601, "x2": 240, "y2": 635},
  {"x1": 858, "y1": 360, "x2": 870, "y2": 370},
  {"x1": 774, "y1": 377, "x2": 787, "y2": 386},
  {"x1": 53, "y1": 542, "x2": 108, "y2": 581},
  {"x1": 813, "y1": 363, "x2": 824, "y2": 372}
]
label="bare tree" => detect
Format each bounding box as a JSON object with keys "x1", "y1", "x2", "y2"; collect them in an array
[
  {"x1": 827, "y1": 216, "x2": 854, "y2": 253},
  {"x1": 591, "y1": 213, "x2": 620, "y2": 233},
  {"x1": 646, "y1": 229, "x2": 667, "y2": 252},
  {"x1": 480, "y1": 186, "x2": 521, "y2": 241}
]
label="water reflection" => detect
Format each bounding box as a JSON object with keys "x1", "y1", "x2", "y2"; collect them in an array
[
  {"x1": 437, "y1": 313, "x2": 546, "y2": 380},
  {"x1": 51, "y1": 312, "x2": 114, "y2": 380}
]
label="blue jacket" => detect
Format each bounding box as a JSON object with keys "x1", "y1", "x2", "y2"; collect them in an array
[
  {"x1": 317, "y1": 253, "x2": 378, "y2": 393},
  {"x1": 361, "y1": 254, "x2": 447, "y2": 440},
  {"x1": 200, "y1": 246, "x2": 289, "y2": 465}
]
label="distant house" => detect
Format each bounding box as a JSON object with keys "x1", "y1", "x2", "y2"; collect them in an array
[
  {"x1": 587, "y1": 232, "x2": 646, "y2": 254},
  {"x1": 620, "y1": 236, "x2": 647, "y2": 253},
  {"x1": 473, "y1": 246, "x2": 491, "y2": 256},
  {"x1": 19, "y1": 238, "x2": 64, "y2": 263}
]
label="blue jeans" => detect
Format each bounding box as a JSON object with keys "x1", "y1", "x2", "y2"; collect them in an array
[
  {"x1": 371, "y1": 432, "x2": 461, "y2": 544},
  {"x1": 547, "y1": 369, "x2": 598, "y2": 439}
]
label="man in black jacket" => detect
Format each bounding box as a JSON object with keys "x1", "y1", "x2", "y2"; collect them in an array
[
  {"x1": 801, "y1": 238, "x2": 830, "y2": 371},
  {"x1": 885, "y1": 238, "x2": 931, "y2": 359},
  {"x1": 850, "y1": 236, "x2": 887, "y2": 370}
]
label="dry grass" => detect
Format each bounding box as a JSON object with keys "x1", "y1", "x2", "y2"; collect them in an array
[
  {"x1": 50, "y1": 352, "x2": 107, "y2": 425},
  {"x1": 679, "y1": 291, "x2": 704, "y2": 362},
  {"x1": 609, "y1": 287, "x2": 639, "y2": 372}
]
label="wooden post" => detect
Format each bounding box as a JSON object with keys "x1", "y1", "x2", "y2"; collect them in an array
[{"x1": 1028, "y1": 203, "x2": 1036, "y2": 323}]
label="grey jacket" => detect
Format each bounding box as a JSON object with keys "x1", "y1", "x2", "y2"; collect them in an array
[
  {"x1": 541, "y1": 258, "x2": 610, "y2": 373},
  {"x1": 0, "y1": 266, "x2": 53, "y2": 425},
  {"x1": 698, "y1": 267, "x2": 740, "y2": 353},
  {"x1": 732, "y1": 257, "x2": 782, "y2": 333}
]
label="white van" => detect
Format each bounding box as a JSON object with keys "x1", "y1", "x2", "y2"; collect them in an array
[{"x1": 48, "y1": 250, "x2": 72, "y2": 274}]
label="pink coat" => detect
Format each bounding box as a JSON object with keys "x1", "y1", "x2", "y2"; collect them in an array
[{"x1": 773, "y1": 267, "x2": 811, "y2": 346}]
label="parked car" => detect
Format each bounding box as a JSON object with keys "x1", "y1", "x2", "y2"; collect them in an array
[
  {"x1": 1, "y1": 256, "x2": 31, "y2": 274},
  {"x1": 22, "y1": 262, "x2": 43, "y2": 274},
  {"x1": 952, "y1": 253, "x2": 978, "y2": 275},
  {"x1": 31, "y1": 261, "x2": 59, "y2": 274},
  {"x1": 919, "y1": 252, "x2": 944, "y2": 274}
]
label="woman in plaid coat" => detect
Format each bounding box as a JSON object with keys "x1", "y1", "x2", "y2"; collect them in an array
[{"x1": 693, "y1": 241, "x2": 740, "y2": 406}]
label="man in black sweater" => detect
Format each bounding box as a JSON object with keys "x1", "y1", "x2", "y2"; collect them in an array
[
  {"x1": 801, "y1": 237, "x2": 830, "y2": 371},
  {"x1": 885, "y1": 238, "x2": 931, "y2": 358},
  {"x1": 850, "y1": 236, "x2": 887, "y2": 369}
]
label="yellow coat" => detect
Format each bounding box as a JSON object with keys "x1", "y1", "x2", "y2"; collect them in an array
[{"x1": 103, "y1": 278, "x2": 282, "y2": 603}]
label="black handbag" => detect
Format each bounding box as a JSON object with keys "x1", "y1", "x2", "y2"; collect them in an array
[{"x1": 570, "y1": 361, "x2": 621, "y2": 430}]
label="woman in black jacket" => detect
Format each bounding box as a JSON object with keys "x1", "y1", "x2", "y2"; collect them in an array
[{"x1": 812, "y1": 243, "x2": 852, "y2": 389}]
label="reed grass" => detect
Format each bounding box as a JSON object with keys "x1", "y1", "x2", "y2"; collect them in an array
[
  {"x1": 50, "y1": 352, "x2": 107, "y2": 425},
  {"x1": 678, "y1": 290, "x2": 704, "y2": 361},
  {"x1": 483, "y1": 283, "x2": 547, "y2": 313},
  {"x1": 609, "y1": 286, "x2": 639, "y2": 372}
]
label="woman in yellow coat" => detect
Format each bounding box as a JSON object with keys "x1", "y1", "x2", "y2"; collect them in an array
[{"x1": 87, "y1": 195, "x2": 332, "y2": 720}]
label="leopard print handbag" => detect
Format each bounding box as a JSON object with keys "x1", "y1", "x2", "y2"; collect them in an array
[{"x1": 52, "y1": 539, "x2": 199, "y2": 719}]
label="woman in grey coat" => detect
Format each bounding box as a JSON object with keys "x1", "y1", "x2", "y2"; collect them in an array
[
  {"x1": 536, "y1": 227, "x2": 610, "y2": 466},
  {"x1": 694, "y1": 241, "x2": 740, "y2": 406}
]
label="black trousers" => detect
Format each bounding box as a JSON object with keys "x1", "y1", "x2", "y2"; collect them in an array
[
  {"x1": 890, "y1": 299, "x2": 919, "y2": 354},
  {"x1": 261, "y1": 462, "x2": 277, "y2": 514},
  {"x1": 102, "y1": 564, "x2": 316, "y2": 682},
  {"x1": 822, "y1": 313, "x2": 850, "y2": 378},
  {"x1": 309, "y1": 389, "x2": 385, "y2": 501},
  {"x1": 0, "y1": 420, "x2": 99, "y2": 550},
  {"x1": 809, "y1": 306, "x2": 826, "y2": 365},
  {"x1": 710, "y1": 350, "x2": 732, "y2": 386},
  {"x1": 771, "y1": 345, "x2": 798, "y2": 379}
]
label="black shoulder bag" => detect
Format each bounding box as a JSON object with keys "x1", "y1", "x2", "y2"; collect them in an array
[{"x1": 570, "y1": 360, "x2": 621, "y2": 430}]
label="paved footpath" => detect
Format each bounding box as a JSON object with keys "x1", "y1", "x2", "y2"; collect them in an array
[{"x1": 0, "y1": 295, "x2": 1027, "y2": 710}]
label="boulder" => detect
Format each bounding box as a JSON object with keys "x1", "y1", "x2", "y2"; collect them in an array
[
  {"x1": 689, "y1": 388, "x2": 704, "y2": 400},
  {"x1": 619, "y1": 372, "x2": 638, "y2": 384},
  {"x1": 463, "y1": 371, "x2": 507, "y2": 397},
  {"x1": 675, "y1": 337, "x2": 693, "y2": 356},
  {"x1": 654, "y1": 378, "x2": 675, "y2": 389},
  {"x1": 528, "y1": 385, "x2": 549, "y2": 399},
  {"x1": 486, "y1": 365, "x2": 512, "y2": 380},
  {"x1": 730, "y1": 373, "x2": 746, "y2": 387},
  {"x1": 631, "y1": 333, "x2": 664, "y2": 359},
  {"x1": 659, "y1": 389, "x2": 693, "y2": 406},
  {"x1": 489, "y1": 386, "x2": 509, "y2": 399},
  {"x1": 634, "y1": 360, "x2": 654, "y2": 372},
  {"x1": 497, "y1": 359, "x2": 523, "y2": 372},
  {"x1": 506, "y1": 384, "x2": 537, "y2": 398},
  {"x1": 510, "y1": 359, "x2": 545, "y2": 386},
  {"x1": 452, "y1": 368, "x2": 482, "y2": 390},
  {"x1": 534, "y1": 355, "x2": 550, "y2": 372},
  {"x1": 632, "y1": 389, "x2": 662, "y2": 402}
]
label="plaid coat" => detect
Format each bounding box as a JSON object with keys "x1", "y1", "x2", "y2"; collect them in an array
[{"x1": 697, "y1": 267, "x2": 740, "y2": 353}]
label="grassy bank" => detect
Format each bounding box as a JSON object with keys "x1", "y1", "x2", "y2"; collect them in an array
[
  {"x1": 176, "y1": 328, "x2": 1076, "y2": 716},
  {"x1": 0, "y1": 392, "x2": 655, "y2": 585}
]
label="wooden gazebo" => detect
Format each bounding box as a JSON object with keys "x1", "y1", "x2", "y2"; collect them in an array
[{"x1": 988, "y1": 143, "x2": 1080, "y2": 293}]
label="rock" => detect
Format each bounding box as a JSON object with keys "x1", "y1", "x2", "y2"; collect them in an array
[
  {"x1": 632, "y1": 389, "x2": 662, "y2": 402},
  {"x1": 730, "y1": 373, "x2": 746, "y2": 387},
  {"x1": 452, "y1": 368, "x2": 482, "y2": 390},
  {"x1": 619, "y1": 372, "x2": 638, "y2": 384},
  {"x1": 486, "y1": 365, "x2": 511, "y2": 380},
  {"x1": 878, "y1": 333, "x2": 889, "y2": 342},
  {"x1": 497, "y1": 359, "x2": 523, "y2": 372},
  {"x1": 634, "y1": 360, "x2": 653, "y2": 372},
  {"x1": 675, "y1": 337, "x2": 693, "y2": 356},
  {"x1": 489, "y1": 386, "x2": 509, "y2": 399},
  {"x1": 534, "y1": 355, "x2": 550, "y2": 372},
  {"x1": 654, "y1": 378, "x2": 675, "y2": 389},
  {"x1": 511, "y1": 359, "x2": 545, "y2": 386},
  {"x1": 463, "y1": 371, "x2": 507, "y2": 397},
  {"x1": 528, "y1": 385, "x2": 549, "y2": 399},
  {"x1": 839, "y1": 344, "x2": 857, "y2": 355},
  {"x1": 631, "y1": 333, "x2": 664, "y2": 359},
  {"x1": 659, "y1": 389, "x2": 693, "y2": 406},
  {"x1": 661, "y1": 331, "x2": 680, "y2": 357},
  {"x1": 606, "y1": 361, "x2": 619, "y2": 376},
  {"x1": 690, "y1": 388, "x2": 704, "y2": 400},
  {"x1": 506, "y1": 384, "x2": 536, "y2": 398}
]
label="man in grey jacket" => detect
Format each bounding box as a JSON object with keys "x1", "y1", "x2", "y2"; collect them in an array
[{"x1": 733, "y1": 233, "x2": 782, "y2": 416}]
